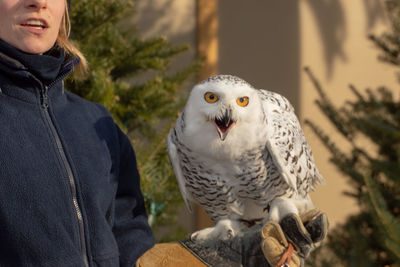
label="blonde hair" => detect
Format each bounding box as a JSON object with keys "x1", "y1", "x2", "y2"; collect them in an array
[{"x1": 56, "y1": 1, "x2": 88, "y2": 75}]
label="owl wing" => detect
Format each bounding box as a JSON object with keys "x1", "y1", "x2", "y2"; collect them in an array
[
  {"x1": 258, "y1": 89, "x2": 324, "y2": 193},
  {"x1": 167, "y1": 128, "x2": 193, "y2": 212}
]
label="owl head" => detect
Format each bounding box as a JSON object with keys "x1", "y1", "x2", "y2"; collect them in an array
[{"x1": 183, "y1": 75, "x2": 264, "y2": 147}]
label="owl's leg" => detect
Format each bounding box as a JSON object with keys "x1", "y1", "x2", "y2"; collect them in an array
[
  {"x1": 266, "y1": 196, "x2": 315, "y2": 223},
  {"x1": 191, "y1": 218, "x2": 242, "y2": 244},
  {"x1": 266, "y1": 197, "x2": 299, "y2": 222}
]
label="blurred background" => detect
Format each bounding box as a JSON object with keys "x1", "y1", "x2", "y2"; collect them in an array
[{"x1": 67, "y1": 0, "x2": 400, "y2": 265}]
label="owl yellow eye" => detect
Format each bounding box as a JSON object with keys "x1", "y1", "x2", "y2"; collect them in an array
[
  {"x1": 236, "y1": 96, "x2": 249, "y2": 107},
  {"x1": 204, "y1": 92, "x2": 219, "y2": 103}
]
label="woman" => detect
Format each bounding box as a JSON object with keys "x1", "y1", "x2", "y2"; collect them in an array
[{"x1": 0, "y1": 0, "x2": 155, "y2": 266}]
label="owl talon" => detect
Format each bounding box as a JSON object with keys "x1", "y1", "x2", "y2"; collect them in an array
[
  {"x1": 190, "y1": 219, "x2": 241, "y2": 245},
  {"x1": 190, "y1": 232, "x2": 199, "y2": 242},
  {"x1": 226, "y1": 229, "x2": 233, "y2": 239}
]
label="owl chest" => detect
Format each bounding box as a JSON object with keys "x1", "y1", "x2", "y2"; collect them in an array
[
  {"x1": 178, "y1": 151, "x2": 227, "y2": 197},
  {"x1": 178, "y1": 147, "x2": 276, "y2": 198}
]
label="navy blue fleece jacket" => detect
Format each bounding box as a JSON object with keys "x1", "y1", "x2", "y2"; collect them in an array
[{"x1": 0, "y1": 39, "x2": 155, "y2": 267}]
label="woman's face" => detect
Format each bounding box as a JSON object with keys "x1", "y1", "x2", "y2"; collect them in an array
[{"x1": 0, "y1": 0, "x2": 65, "y2": 54}]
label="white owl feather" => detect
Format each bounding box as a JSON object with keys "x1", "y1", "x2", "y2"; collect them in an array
[{"x1": 167, "y1": 75, "x2": 324, "y2": 242}]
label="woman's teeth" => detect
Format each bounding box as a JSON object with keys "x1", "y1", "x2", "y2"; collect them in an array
[{"x1": 24, "y1": 20, "x2": 46, "y2": 29}]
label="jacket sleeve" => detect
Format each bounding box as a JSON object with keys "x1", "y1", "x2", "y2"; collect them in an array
[{"x1": 113, "y1": 126, "x2": 155, "y2": 267}]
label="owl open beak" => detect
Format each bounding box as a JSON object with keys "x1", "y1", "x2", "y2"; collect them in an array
[{"x1": 214, "y1": 109, "x2": 236, "y2": 141}]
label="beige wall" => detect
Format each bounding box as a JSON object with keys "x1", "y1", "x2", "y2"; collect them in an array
[{"x1": 135, "y1": 0, "x2": 399, "y2": 230}]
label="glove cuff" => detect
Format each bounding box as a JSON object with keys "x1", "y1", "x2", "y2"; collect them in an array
[{"x1": 136, "y1": 242, "x2": 207, "y2": 267}]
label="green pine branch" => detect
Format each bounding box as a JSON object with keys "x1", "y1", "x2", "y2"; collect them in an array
[{"x1": 362, "y1": 170, "x2": 400, "y2": 260}]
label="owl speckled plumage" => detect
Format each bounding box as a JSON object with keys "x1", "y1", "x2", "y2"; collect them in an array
[{"x1": 167, "y1": 75, "x2": 324, "y2": 241}]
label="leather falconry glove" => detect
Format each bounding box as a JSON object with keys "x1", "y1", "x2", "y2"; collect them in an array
[{"x1": 136, "y1": 208, "x2": 328, "y2": 267}]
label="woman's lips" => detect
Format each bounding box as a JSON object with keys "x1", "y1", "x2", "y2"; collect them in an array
[{"x1": 20, "y1": 18, "x2": 48, "y2": 34}]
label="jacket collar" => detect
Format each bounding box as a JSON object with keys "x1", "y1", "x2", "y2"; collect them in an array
[
  {"x1": 0, "y1": 39, "x2": 66, "y2": 84},
  {"x1": 0, "y1": 40, "x2": 78, "y2": 104}
]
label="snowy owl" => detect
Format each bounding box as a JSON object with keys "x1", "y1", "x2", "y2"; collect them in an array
[{"x1": 167, "y1": 75, "x2": 324, "y2": 242}]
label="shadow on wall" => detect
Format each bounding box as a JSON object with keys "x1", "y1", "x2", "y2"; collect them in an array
[
  {"x1": 304, "y1": 0, "x2": 347, "y2": 79},
  {"x1": 362, "y1": 0, "x2": 387, "y2": 30},
  {"x1": 304, "y1": 0, "x2": 386, "y2": 79}
]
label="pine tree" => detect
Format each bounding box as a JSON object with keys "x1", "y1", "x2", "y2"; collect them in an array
[
  {"x1": 66, "y1": 0, "x2": 199, "y2": 241},
  {"x1": 305, "y1": 1, "x2": 400, "y2": 265}
]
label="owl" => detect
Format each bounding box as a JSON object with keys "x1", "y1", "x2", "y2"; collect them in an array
[{"x1": 167, "y1": 75, "x2": 324, "y2": 242}]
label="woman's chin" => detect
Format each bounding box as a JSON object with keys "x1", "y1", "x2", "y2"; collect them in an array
[
  {"x1": 18, "y1": 43, "x2": 51, "y2": 55},
  {"x1": 11, "y1": 38, "x2": 54, "y2": 55}
]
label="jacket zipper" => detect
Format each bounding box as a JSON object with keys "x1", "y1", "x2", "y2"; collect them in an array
[{"x1": 39, "y1": 82, "x2": 90, "y2": 267}]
